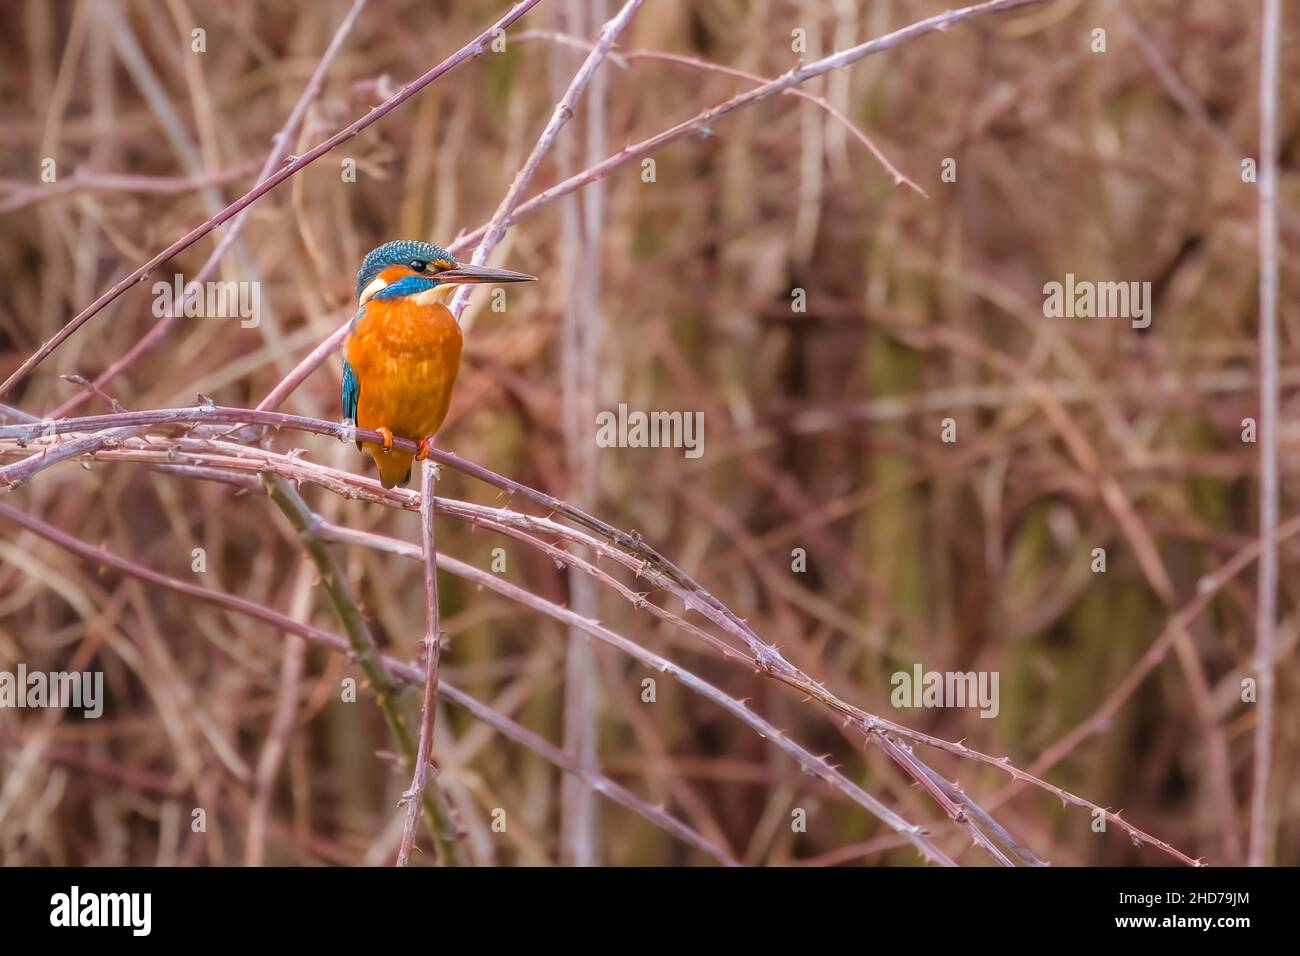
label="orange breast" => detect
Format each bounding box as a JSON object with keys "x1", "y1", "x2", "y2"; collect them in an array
[{"x1": 345, "y1": 297, "x2": 463, "y2": 442}]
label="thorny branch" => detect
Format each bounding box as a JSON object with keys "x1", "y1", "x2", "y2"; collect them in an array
[{"x1": 0, "y1": 405, "x2": 1198, "y2": 865}]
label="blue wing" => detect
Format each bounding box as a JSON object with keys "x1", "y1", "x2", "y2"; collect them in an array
[{"x1": 342, "y1": 357, "x2": 360, "y2": 448}]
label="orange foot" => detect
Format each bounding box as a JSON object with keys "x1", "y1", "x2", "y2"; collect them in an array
[
  {"x1": 416, "y1": 436, "x2": 433, "y2": 462},
  {"x1": 376, "y1": 426, "x2": 394, "y2": 453}
]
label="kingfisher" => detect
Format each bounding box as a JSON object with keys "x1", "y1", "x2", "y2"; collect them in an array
[{"x1": 343, "y1": 239, "x2": 535, "y2": 488}]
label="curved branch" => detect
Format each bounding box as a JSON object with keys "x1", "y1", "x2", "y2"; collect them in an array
[{"x1": 0, "y1": 405, "x2": 1199, "y2": 864}]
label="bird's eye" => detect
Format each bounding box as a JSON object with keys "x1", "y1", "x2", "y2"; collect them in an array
[{"x1": 409, "y1": 259, "x2": 428, "y2": 272}]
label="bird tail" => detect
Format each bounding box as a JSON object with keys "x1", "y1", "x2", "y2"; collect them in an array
[{"x1": 368, "y1": 445, "x2": 414, "y2": 489}]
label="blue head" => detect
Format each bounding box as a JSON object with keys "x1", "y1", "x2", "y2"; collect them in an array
[{"x1": 355, "y1": 239, "x2": 535, "y2": 303}]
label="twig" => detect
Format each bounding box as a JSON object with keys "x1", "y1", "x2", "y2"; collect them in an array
[
  {"x1": 245, "y1": 567, "x2": 307, "y2": 868},
  {"x1": 0, "y1": 160, "x2": 263, "y2": 216},
  {"x1": 511, "y1": 33, "x2": 926, "y2": 197},
  {"x1": 259, "y1": 472, "x2": 466, "y2": 866},
  {"x1": 397, "y1": 460, "x2": 446, "y2": 866},
  {"x1": 530, "y1": 0, "x2": 649, "y2": 866},
  {"x1": 450, "y1": 0, "x2": 646, "y2": 325},
  {"x1": 1117, "y1": 3, "x2": 1300, "y2": 241},
  {"x1": 0, "y1": 423, "x2": 141, "y2": 484},
  {"x1": 1250, "y1": 0, "x2": 1281, "y2": 868},
  {"x1": 254, "y1": 316, "x2": 352, "y2": 414}
]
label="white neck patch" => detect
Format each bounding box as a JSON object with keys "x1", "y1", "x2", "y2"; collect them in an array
[
  {"x1": 413, "y1": 284, "x2": 456, "y2": 306},
  {"x1": 358, "y1": 275, "x2": 389, "y2": 305}
]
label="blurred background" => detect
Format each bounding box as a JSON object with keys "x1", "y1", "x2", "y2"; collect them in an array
[{"x1": 0, "y1": 0, "x2": 1296, "y2": 866}]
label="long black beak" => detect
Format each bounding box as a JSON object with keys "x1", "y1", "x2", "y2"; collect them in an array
[{"x1": 438, "y1": 263, "x2": 536, "y2": 285}]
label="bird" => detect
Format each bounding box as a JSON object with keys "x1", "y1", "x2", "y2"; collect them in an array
[{"x1": 343, "y1": 239, "x2": 535, "y2": 488}]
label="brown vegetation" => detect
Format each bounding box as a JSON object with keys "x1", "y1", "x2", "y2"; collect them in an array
[{"x1": 0, "y1": 0, "x2": 1294, "y2": 866}]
